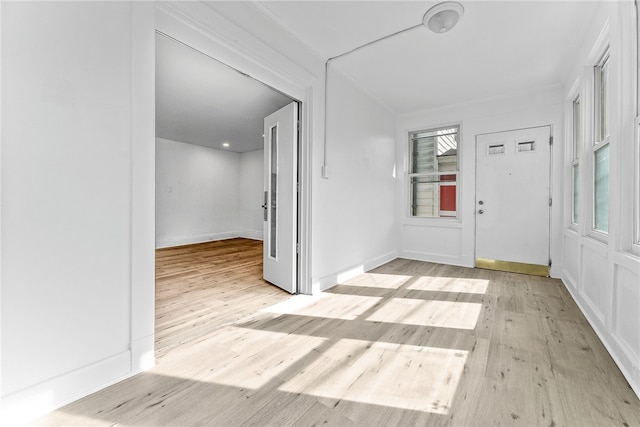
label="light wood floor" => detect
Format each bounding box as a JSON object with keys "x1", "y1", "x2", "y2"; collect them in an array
[
  {"x1": 32, "y1": 240, "x2": 640, "y2": 426},
  {"x1": 155, "y1": 238, "x2": 290, "y2": 361}
]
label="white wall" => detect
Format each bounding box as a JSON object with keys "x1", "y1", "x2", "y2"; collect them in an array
[
  {"x1": 3, "y1": 1, "x2": 637, "y2": 424},
  {"x1": 239, "y1": 149, "x2": 265, "y2": 240},
  {"x1": 0, "y1": 0, "x2": 380, "y2": 422},
  {"x1": 396, "y1": 85, "x2": 565, "y2": 276},
  {"x1": 157, "y1": 138, "x2": 238, "y2": 247},
  {"x1": 1, "y1": 1, "x2": 155, "y2": 423},
  {"x1": 560, "y1": 1, "x2": 640, "y2": 398},
  {"x1": 312, "y1": 68, "x2": 398, "y2": 290},
  {"x1": 156, "y1": 138, "x2": 264, "y2": 247}
]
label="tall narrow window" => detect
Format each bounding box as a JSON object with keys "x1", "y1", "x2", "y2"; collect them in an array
[
  {"x1": 409, "y1": 126, "x2": 460, "y2": 218},
  {"x1": 593, "y1": 52, "x2": 610, "y2": 234},
  {"x1": 572, "y1": 97, "x2": 581, "y2": 225}
]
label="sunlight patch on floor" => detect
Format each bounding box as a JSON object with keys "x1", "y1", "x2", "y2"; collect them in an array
[
  {"x1": 366, "y1": 298, "x2": 482, "y2": 330},
  {"x1": 262, "y1": 293, "x2": 382, "y2": 320},
  {"x1": 340, "y1": 272, "x2": 412, "y2": 289},
  {"x1": 279, "y1": 339, "x2": 468, "y2": 414},
  {"x1": 159, "y1": 327, "x2": 326, "y2": 390},
  {"x1": 408, "y1": 276, "x2": 489, "y2": 294}
]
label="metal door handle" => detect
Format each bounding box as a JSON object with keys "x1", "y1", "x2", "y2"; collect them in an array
[
  {"x1": 263, "y1": 191, "x2": 268, "y2": 221},
  {"x1": 478, "y1": 209, "x2": 484, "y2": 214}
]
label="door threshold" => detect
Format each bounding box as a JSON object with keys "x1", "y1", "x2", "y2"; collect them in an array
[{"x1": 475, "y1": 258, "x2": 549, "y2": 277}]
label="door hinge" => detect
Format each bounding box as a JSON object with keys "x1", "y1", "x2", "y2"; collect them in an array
[
  {"x1": 296, "y1": 243, "x2": 300, "y2": 254},
  {"x1": 297, "y1": 182, "x2": 300, "y2": 192},
  {"x1": 549, "y1": 136, "x2": 553, "y2": 145},
  {"x1": 549, "y1": 259, "x2": 552, "y2": 267},
  {"x1": 549, "y1": 197, "x2": 552, "y2": 206}
]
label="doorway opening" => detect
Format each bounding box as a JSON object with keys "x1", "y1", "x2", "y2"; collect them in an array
[{"x1": 154, "y1": 32, "x2": 300, "y2": 358}]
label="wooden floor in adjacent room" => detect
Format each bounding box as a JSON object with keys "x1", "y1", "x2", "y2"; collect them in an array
[
  {"x1": 154, "y1": 238, "x2": 290, "y2": 361},
  {"x1": 31, "y1": 241, "x2": 640, "y2": 426}
]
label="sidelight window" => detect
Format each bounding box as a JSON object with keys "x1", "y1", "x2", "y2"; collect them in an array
[
  {"x1": 572, "y1": 97, "x2": 581, "y2": 225},
  {"x1": 593, "y1": 52, "x2": 610, "y2": 234}
]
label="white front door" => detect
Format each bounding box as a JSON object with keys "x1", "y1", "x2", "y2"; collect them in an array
[
  {"x1": 263, "y1": 102, "x2": 298, "y2": 293},
  {"x1": 475, "y1": 126, "x2": 551, "y2": 275}
]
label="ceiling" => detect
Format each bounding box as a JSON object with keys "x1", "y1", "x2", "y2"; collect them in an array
[
  {"x1": 156, "y1": 2, "x2": 600, "y2": 147},
  {"x1": 155, "y1": 33, "x2": 293, "y2": 153},
  {"x1": 258, "y1": 0, "x2": 600, "y2": 115}
]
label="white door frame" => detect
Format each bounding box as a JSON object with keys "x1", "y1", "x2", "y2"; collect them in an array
[
  {"x1": 153, "y1": 2, "x2": 313, "y2": 295},
  {"x1": 474, "y1": 125, "x2": 553, "y2": 275}
]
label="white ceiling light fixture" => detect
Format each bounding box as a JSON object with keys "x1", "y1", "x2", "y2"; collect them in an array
[{"x1": 423, "y1": 2, "x2": 464, "y2": 34}]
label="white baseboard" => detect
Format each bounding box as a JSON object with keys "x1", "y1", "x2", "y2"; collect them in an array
[
  {"x1": 549, "y1": 262, "x2": 563, "y2": 279},
  {"x1": 131, "y1": 334, "x2": 155, "y2": 373},
  {"x1": 400, "y1": 250, "x2": 468, "y2": 267},
  {"x1": 238, "y1": 229, "x2": 263, "y2": 241},
  {"x1": 156, "y1": 231, "x2": 240, "y2": 248},
  {"x1": 313, "y1": 250, "x2": 398, "y2": 292},
  {"x1": 1, "y1": 350, "x2": 136, "y2": 426},
  {"x1": 156, "y1": 230, "x2": 265, "y2": 248}
]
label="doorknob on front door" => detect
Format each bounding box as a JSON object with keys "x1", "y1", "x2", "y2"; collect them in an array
[{"x1": 478, "y1": 209, "x2": 484, "y2": 214}]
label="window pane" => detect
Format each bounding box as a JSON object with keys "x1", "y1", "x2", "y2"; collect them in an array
[
  {"x1": 411, "y1": 127, "x2": 458, "y2": 173},
  {"x1": 597, "y1": 57, "x2": 610, "y2": 141},
  {"x1": 411, "y1": 136, "x2": 437, "y2": 173},
  {"x1": 573, "y1": 98, "x2": 581, "y2": 160},
  {"x1": 594, "y1": 144, "x2": 609, "y2": 232},
  {"x1": 572, "y1": 164, "x2": 579, "y2": 224},
  {"x1": 410, "y1": 176, "x2": 457, "y2": 218}
]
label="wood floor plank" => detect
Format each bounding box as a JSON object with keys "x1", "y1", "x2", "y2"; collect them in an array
[{"x1": 30, "y1": 246, "x2": 640, "y2": 426}]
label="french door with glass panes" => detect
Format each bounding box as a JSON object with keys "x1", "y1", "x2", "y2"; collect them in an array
[{"x1": 262, "y1": 102, "x2": 298, "y2": 293}]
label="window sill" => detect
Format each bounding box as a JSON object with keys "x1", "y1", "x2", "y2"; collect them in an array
[
  {"x1": 403, "y1": 217, "x2": 462, "y2": 229},
  {"x1": 564, "y1": 228, "x2": 579, "y2": 238},
  {"x1": 588, "y1": 229, "x2": 609, "y2": 242}
]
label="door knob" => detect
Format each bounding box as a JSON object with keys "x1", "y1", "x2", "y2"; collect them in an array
[
  {"x1": 478, "y1": 209, "x2": 484, "y2": 214},
  {"x1": 478, "y1": 200, "x2": 484, "y2": 205}
]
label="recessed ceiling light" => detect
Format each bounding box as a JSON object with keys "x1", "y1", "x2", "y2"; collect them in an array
[
  {"x1": 423, "y1": 2, "x2": 464, "y2": 34},
  {"x1": 222, "y1": 142, "x2": 230, "y2": 148}
]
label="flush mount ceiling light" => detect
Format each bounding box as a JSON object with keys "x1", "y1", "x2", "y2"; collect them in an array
[{"x1": 423, "y1": 2, "x2": 464, "y2": 34}]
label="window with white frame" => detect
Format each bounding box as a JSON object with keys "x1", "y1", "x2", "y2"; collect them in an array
[
  {"x1": 409, "y1": 126, "x2": 459, "y2": 218},
  {"x1": 572, "y1": 96, "x2": 581, "y2": 225},
  {"x1": 593, "y1": 51, "x2": 610, "y2": 234}
]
